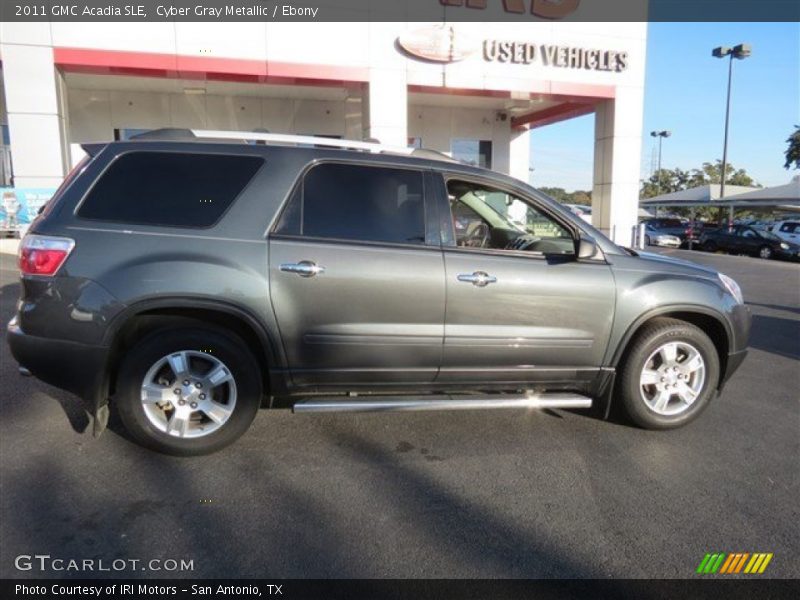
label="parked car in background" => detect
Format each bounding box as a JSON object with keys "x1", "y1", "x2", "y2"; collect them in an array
[
  {"x1": 643, "y1": 223, "x2": 681, "y2": 248},
  {"x1": 770, "y1": 220, "x2": 800, "y2": 245},
  {"x1": 700, "y1": 225, "x2": 800, "y2": 260},
  {"x1": 565, "y1": 203, "x2": 593, "y2": 225},
  {"x1": 740, "y1": 219, "x2": 773, "y2": 232},
  {"x1": 641, "y1": 218, "x2": 694, "y2": 246},
  {"x1": 7, "y1": 130, "x2": 751, "y2": 455}
]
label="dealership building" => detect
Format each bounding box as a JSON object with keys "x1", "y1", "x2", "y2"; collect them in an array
[{"x1": 0, "y1": 21, "x2": 646, "y2": 243}]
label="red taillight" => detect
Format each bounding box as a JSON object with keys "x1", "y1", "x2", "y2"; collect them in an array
[{"x1": 18, "y1": 235, "x2": 75, "y2": 276}]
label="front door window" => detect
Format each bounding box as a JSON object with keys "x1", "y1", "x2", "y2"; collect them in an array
[{"x1": 446, "y1": 180, "x2": 575, "y2": 256}]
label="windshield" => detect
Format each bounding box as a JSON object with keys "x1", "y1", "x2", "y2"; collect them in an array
[
  {"x1": 758, "y1": 230, "x2": 782, "y2": 242},
  {"x1": 478, "y1": 192, "x2": 529, "y2": 233},
  {"x1": 530, "y1": 187, "x2": 625, "y2": 254}
]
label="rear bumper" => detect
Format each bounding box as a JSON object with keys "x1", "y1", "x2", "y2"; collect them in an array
[{"x1": 7, "y1": 316, "x2": 109, "y2": 405}]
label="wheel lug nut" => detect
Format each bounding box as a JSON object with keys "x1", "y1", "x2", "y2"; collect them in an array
[
  {"x1": 660, "y1": 377, "x2": 666, "y2": 382},
  {"x1": 174, "y1": 389, "x2": 181, "y2": 395},
  {"x1": 190, "y1": 402, "x2": 198, "y2": 409},
  {"x1": 195, "y1": 383, "x2": 202, "y2": 389},
  {"x1": 199, "y1": 393, "x2": 206, "y2": 400},
  {"x1": 183, "y1": 380, "x2": 190, "y2": 385},
  {"x1": 178, "y1": 399, "x2": 186, "y2": 406}
]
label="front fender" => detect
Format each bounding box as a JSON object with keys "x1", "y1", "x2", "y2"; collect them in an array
[{"x1": 606, "y1": 255, "x2": 749, "y2": 366}]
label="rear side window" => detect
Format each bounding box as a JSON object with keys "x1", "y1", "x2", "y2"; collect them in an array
[
  {"x1": 78, "y1": 152, "x2": 263, "y2": 227},
  {"x1": 274, "y1": 163, "x2": 425, "y2": 245},
  {"x1": 780, "y1": 222, "x2": 799, "y2": 233}
]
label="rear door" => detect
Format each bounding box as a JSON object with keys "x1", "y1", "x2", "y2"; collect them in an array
[
  {"x1": 715, "y1": 227, "x2": 738, "y2": 251},
  {"x1": 268, "y1": 162, "x2": 445, "y2": 387},
  {"x1": 737, "y1": 227, "x2": 761, "y2": 252},
  {"x1": 433, "y1": 174, "x2": 616, "y2": 385}
]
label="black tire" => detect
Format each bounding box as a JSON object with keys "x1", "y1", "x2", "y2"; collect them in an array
[
  {"x1": 758, "y1": 245, "x2": 773, "y2": 260},
  {"x1": 618, "y1": 318, "x2": 720, "y2": 430},
  {"x1": 703, "y1": 240, "x2": 717, "y2": 253},
  {"x1": 115, "y1": 326, "x2": 262, "y2": 455}
]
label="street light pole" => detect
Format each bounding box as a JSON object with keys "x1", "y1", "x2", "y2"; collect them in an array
[
  {"x1": 720, "y1": 53, "x2": 733, "y2": 202},
  {"x1": 650, "y1": 130, "x2": 671, "y2": 193},
  {"x1": 713, "y1": 43, "x2": 751, "y2": 227}
]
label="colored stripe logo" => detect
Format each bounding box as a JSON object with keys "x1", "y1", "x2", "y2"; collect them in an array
[{"x1": 696, "y1": 552, "x2": 773, "y2": 574}]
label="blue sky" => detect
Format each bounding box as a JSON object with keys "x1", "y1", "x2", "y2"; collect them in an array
[{"x1": 529, "y1": 22, "x2": 800, "y2": 192}]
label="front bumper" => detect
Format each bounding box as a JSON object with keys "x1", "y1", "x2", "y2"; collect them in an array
[
  {"x1": 721, "y1": 349, "x2": 748, "y2": 388},
  {"x1": 7, "y1": 316, "x2": 109, "y2": 406},
  {"x1": 775, "y1": 247, "x2": 800, "y2": 261}
]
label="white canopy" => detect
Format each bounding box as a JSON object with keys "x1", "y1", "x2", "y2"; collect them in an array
[
  {"x1": 640, "y1": 184, "x2": 756, "y2": 207},
  {"x1": 716, "y1": 179, "x2": 800, "y2": 206}
]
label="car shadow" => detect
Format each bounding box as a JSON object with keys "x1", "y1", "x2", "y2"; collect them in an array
[
  {"x1": 748, "y1": 314, "x2": 800, "y2": 360},
  {"x1": 746, "y1": 301, "x2": 800, "y2": 316}
]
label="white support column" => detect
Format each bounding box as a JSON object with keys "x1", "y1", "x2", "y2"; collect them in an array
[
  {"x1": 363, "y1": 68, "x2": 407, "y2": 147},
  {"x1": 508, "y1": 127, "x2": 531, "y2": 184},
  {"x1": 592, "y1": 86, "x2": 645, "y2": 246},
  {"x1": 0, "y1": 41, "x2": 69, "y2": 188}
]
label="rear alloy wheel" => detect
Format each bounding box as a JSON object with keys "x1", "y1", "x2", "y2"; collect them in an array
[
  {"x1": 758, "y1": 245, "x2": 773, "y2": 260},
  {"x1": 618, "y1": 318, "x2": 719, "y2": 429},
  {"x1": 115, "y1": 326, "x2": 262, "y2": 455},
  {"x1": 140, "y1": 351, "x2": 237, "y2": 439}
]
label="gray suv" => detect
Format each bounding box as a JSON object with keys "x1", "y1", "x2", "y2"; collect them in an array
[{"x1": 7, "y1": 131, "x2": 751, "y2": 455}]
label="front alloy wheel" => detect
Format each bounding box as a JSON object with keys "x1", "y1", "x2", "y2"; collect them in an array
[
  {"x1": 618, "y1": 317, "x2": 720, "y2": 429},
  {"x1": 639, "y1": 341, "x2": 705, "y2": 416},
  {"x1": 759, "y1": 245, "x2": 773, "y2": 260}
]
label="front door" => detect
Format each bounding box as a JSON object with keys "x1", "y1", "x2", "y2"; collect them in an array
[
  {"x1": 269, "y1": 162, "x2": 445, "y2": 388},
  {"x1": 435, "y1": 175, "x2": 616, "y2": 384}
]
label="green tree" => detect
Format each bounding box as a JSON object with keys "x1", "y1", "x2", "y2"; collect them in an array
[
  {"x1": 640, "y1": 167, "x2": 691, "y2": 199},
  {"x1": 539, "y1": 187, "x2": 592, "y2": 206},
  {"x1": 571, "y1": 191, "x2": 592, "y2": 206},
  {"x1": 785, "y1": 125, "x2": 800, "y2": 170},
  {"x1": 687, "y1": 160, "x2": 757, "y2": 188},
  {"x1": 639, "y1": 161, "x2": 759, "y2": 221},
  {"x1": 539, "y1": 187, "x2": 569, "y2": 202}
]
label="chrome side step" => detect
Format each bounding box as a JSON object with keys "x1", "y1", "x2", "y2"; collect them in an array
[{"x1": 292, "y1": 392, "x2": 592, "y2": 414}]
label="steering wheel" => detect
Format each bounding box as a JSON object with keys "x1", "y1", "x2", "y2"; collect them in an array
[
  {"x1": 463, "y1": 222, "x2": 491, "y2": 248},
  {"x1": 505, "y1": 233, "x2": 541, "y2": 252}
]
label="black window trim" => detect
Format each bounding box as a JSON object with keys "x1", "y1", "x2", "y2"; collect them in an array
[
  {"x1": 267, "y1": 158, "x2": 438, "y2": 250},
  {"x1": 435, "y1": 171, "x2": 593, "y2": 262},
  {"x1": 74, "y1": 149, "x2": 266, "y2": 230}
]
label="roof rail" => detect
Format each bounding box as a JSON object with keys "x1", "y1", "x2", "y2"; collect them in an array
[
  {"x1": 129, "y1": 128, "x2": 196, "y2": 141},
  {"x1": 191, "y1": 130, "x2": 414, "y2": 155},
  {"x1": 128, "y1": 128, "x2": 461, "y2": 163},
  {"x1": 410, "y1": 148, "x2": 459, "y2": 163}
]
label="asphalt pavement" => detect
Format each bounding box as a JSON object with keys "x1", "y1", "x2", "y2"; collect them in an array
[{"x1": 0, "y1": 249, "x2": 798, "y2": 579}]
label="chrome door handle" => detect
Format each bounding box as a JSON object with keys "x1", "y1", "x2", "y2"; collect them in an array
[
  {"x1": 457, "y1": 271, "x2": 497, "y2": 287},
  {"x1": 280, "y1": 261, "x2": 325, "y2": 277}
]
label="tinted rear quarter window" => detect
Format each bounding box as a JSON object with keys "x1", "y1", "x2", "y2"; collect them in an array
[
  {"x1": 275, "y1": 163, "x2": 426, "y2": 245},
  {"x1": 78, "y1": 151, "x2": 263, "y2": 227}
]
